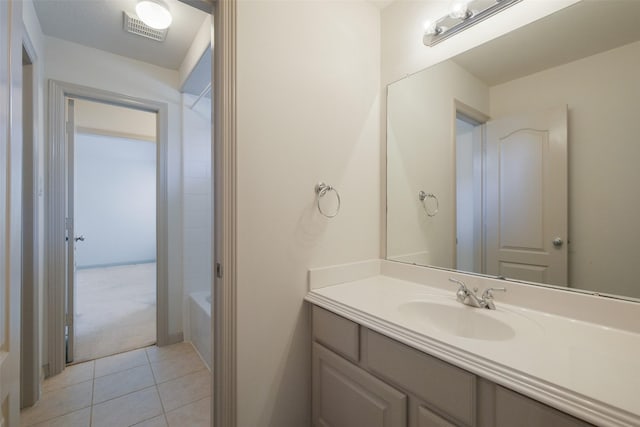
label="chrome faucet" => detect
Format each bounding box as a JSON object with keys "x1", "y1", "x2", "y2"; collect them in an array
[{"x1": 449, "y1": 278, "x2": 506, "y2": 310}]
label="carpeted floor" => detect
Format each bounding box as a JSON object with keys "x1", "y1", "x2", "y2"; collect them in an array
[{"x1": 73, "y1": 263, "x2": 156, "y2": 363}]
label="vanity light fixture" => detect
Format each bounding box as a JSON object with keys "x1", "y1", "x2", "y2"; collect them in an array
[
  {"x1": 423, "y1": 0, "x2": 522, "y2": 47},
  {"x1": 449, "y1": 0, "x2": 473, "y2": 20},
  {"x1": 136, "y1": 0, "x2": 173, "y2": 30}
]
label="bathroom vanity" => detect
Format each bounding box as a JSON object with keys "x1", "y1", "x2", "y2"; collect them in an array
[
  {"x1": 311, "y1": 307, "x2": 590, "y2": 427},
  {"x1": 305, "y1": 261, "x2": 640, "y2": 427}
]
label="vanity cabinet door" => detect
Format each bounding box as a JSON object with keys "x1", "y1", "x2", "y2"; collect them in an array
[
  {"x1": 363, "y1": 330, "x2": 476, "y2": 426},
  {"x1": 494, "y1": 386, "x2": 594, "y2": 427},
  {"x1": 417, "y1": 405, "x2": 457, "y2": 427},
  {"x1": 313, "y1": 343, "x2": 407, "y2": 427}
]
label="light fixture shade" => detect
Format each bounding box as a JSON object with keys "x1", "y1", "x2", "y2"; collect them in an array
[
  {"x1": 423, "y1": 19, "x2": 439, "y2": 35},
  {"x1": 449, "y1": 1, "x2": 472, "y2": 19},
  {"x1": 136, "y1": 0, "x2": 172, "y2": 30}
]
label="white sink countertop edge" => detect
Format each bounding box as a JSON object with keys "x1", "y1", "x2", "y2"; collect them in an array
[{"x1": 305, "y1": 275, "x2": 640, "y2": 427}]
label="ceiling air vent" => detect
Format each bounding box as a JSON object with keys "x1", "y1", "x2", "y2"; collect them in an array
[{"x1": 123, "y1": 11, "x2": 168, "y2": 42}]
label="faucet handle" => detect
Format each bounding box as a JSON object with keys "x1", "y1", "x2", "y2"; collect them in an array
[
  {"x1": 448, "y1": 277, "x2": 468, "y2": 291},
  {"x1": 449, "y1": 277, "x2": 471, "y2": 303},
  {"x1": 481, "y1": 287, "x2": 506, "y2": 300}
]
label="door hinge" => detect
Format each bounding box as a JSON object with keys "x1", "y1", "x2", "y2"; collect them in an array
[
  {"x1": 66, "y1": 313, "x2": 73, "y2": 327},
  {"x1": 65, "y1": 217, "x2": 73, "y2": 230},
  {"x1": 65, "y1": 121, "x2": 73, "y2": 134},
  {"x1": 216, "y1": 263, "x2": 223, "y2": 279}
]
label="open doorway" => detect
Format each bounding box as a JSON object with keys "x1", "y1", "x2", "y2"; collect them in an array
[
  {"x1": 44, "y1": 80, "x2": 171, "y2": 376},
  {"x1": 455, "y1": 113, "x2": 483, "y2": 273},
  {"x1": 68, "y1": 99, "x2": 158, "y2": 363}
]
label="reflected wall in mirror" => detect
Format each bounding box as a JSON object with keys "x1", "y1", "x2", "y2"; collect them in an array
[{"x1": 386, "y1": 0, "x2": 640, "y2": 300}]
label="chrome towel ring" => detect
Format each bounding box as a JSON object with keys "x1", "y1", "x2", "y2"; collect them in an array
[
  {"x1": 315, "y1": 182, "x2": 341, "y2": 218},
  {"x1": 419, "y1": 190, "x2": 439, "y2": 217}
]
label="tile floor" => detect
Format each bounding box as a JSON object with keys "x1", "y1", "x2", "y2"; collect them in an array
[
  {"x1": 75, "y1": 263, "x2": 156, "y2": 362},
  {"x1": 20, "y1": 343, "x2": 211, "y2": 427}
]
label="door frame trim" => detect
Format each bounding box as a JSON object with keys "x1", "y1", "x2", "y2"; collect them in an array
[
  {"x1": 46, "y1": 80, "x2": 169, "y2": 376},
  {"x1": 213, "y1": 1, "x2": 238, "y2": 425},
  {"x1": 20, "y1": 27, "x2": 40, "y2": 407},
  {"x1": 452, "y1": 100, "x2": 490, "y2": 272}
]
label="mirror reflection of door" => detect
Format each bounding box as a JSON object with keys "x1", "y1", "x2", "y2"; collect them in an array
[
  {"x1": 454, "y1": 107, "x2": 568, "y2": 286},
  {"x1": 455, "y1": 115, "x2": 483, "y2": 274},
  {"x1": 67, "y1": 98, "x2": 158, "y2": 364},
  {"x1": 484, "y1": 107, "x2": 568, "y2": 285}
]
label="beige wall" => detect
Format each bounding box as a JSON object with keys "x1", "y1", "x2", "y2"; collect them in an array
[
  {"x1": 387, "y1": 59, "x2": 488, "y2": 266},
  {"x1": 490, "y1": 41, "x2": 640, "y2": 298},
  {"x1": 74, "y1": 99, "x2": 156, "y2": 141},
  {"x1": 236, "y1": 1, "x2": 380, "y2": 425}
]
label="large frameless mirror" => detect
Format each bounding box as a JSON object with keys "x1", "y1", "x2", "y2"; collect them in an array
[{"x1": 386, "y1": 0, "x2": 640, "y2": 301}]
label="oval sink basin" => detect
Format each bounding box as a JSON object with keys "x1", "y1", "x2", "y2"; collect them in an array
[{"x1": 398, "y1": 301, "x2": 516, "y2": 341}]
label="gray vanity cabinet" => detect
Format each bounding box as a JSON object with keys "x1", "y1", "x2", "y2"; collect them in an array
[
  {"x1": 311, "y1": 305, "x2": 594, "y2": 427},
  {"x1": 313, "y1": 342, "x2": 408, "y2": 427},
  {"x1": 417, "y1": 405, "x2": 457, "y2": 427},
  {"x1": 492, "y1": 386, "x2": 592, "y2": 427},
  {"x1": 361, "y1": 329, "x2": 475, "y2": 426}
]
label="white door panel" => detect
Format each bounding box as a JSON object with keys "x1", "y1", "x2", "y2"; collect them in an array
[{"x1": 485, "y1": 106, "x2": 568, "y2": 285}]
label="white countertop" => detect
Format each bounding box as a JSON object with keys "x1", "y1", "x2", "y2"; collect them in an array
[{"x1": 305, "y1": 273, "x2": 640, "y2": 427}]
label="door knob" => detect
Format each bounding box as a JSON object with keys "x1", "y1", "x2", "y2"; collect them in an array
[
  {"x1": 552, "y1": 237, "x2": 563, "y2": 247},
  {"x1": 74, "y1": 235, "x2": 85, "y2": 242}
]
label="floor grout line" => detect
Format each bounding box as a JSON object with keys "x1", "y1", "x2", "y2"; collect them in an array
[
  {"x1": 91, "y1": 384, "x2": 158, "y2": 407},
  {"x1": 21, "y1": 403, "x2": 94, "y2": 427},
  {"x1": 90, "y1": 361, "x2": 96, "y2": 427},
  {"x1": 164, "y1": 394, "x2": 212, "y2": 418},
  {"x1": 145, "y1": 347, "x2": 170, "y2": 421}
]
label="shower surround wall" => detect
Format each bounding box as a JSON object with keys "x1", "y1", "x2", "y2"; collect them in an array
[{"x1": 181, "y1": 93, "x2": 212, "y2": 343}]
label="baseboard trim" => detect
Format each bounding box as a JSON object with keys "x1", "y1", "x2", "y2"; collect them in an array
[
  {"x1": 166, "y1": 332, "x2": 184, "y2": 346},
  {"x1": 76, "y1": 260, "x2": 157, "y2": 270}
]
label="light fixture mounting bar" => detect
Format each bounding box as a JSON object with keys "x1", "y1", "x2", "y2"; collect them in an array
[{"x1": 424, "y1": 0, "x2": 523, "y2": 47}]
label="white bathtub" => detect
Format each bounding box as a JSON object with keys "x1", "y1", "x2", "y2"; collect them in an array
[{"x1": 189, "y1": 291, "x2": 211, "y2": 370}]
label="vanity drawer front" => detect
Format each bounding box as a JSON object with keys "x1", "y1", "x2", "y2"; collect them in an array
[
  {"x1": 494, "y1": 386, "x2": 594, "y2": 427},
  {"x1": 312, "y1": 306, "x2": 360, "y2": 362},
  {"x1": 313, "y1": 342, "x2": 407, "y2": 427},
  {"x1": 364, "y1": 330, "x2": 475, "y2": 427}
]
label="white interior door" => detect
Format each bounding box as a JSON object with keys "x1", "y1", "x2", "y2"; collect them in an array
[
  {"x1": 65, "y1": 98, "x2": 76, "y2": 363},
  {"x1": 484, "y1": 106, "x2": 568, "y2": 285},
  {"x1": 0, "y1": 0, "x2": 23, "y2": 424}
]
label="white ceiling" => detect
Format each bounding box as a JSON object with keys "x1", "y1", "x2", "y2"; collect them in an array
[
  {"x1": 33, "y1": 0, "x2": 209, "y2": 70},
  {"x1": 452, "y1": 0, "x2": 640, "y2": 86}
]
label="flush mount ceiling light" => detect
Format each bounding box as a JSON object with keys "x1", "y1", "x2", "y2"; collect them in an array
[
  {"x1": 136, "y1": 0, "x2": 172, "y2": 30},
  {"x1": 423, "y1": 0, "x2": 522, "y2": 47}
]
